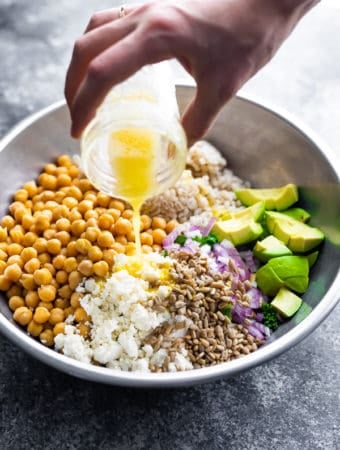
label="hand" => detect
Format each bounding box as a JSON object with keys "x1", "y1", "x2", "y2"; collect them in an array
[{"x1": 65, "y1": 0, "x2": 318, "y2": 145}]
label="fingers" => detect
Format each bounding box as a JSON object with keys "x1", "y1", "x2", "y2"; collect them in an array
[
  {"x1": 70, "y1": 32, "x2": 167, "y2": 138},
  {"x1": 65, "y1": 19, "x2": 136, "y2": 108},
  {"x1": 181, "y1": 82, "x2": 227, "y2": 146},
  {"x1": 84, "y1": 5, "x2": 137, "y2": 33}
]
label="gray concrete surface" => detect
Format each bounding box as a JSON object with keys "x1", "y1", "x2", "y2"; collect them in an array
[{"x1": 0, "y1": 1, "x2": 339, "y2": 449}]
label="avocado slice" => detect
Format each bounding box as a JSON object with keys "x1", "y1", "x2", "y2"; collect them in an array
[
  {"x1": 271, "y1": 287, "x2": 302, "y2": 318},
  {"x1": 212, "y1": 201, "x2": 265, "y2": 222},
  {"x1": 256, "y1": 255, "x2": 309, "y2": 295},
  {"x1": 212, "y1": 219, "x2": 263, "y2": 246},
  {"x1": 266, "y1": 211, "x2": 325, "y2": 253},
  {"x1": 256, "y1": 265, "x2": 285, "y2": 296},
  {"x1": 253, "y1": 235, "x2": 292, "y2": 262},
  {"x1": 281, "y1": 207, "x2": 311, "y2": 222},
  {"x1": 306, "y1": 251, "x2": 319, "y2": 268},
  {"x1": 235, "y1": 184, "x2": 298, "y2": 210}
]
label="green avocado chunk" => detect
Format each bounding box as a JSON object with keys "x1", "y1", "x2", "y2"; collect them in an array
[
  {"x1": 271, "y1": 287, "x2": 302, "y2": 318},
  {"x1": 235, "y1": 184, "x2": 298, "y2": 210},
  {"x1": 211, "y1": 201, "x2": 265, "y2": 246},
  {"x1": 266, "y1": 211, "x2": 325, "y2": 253},
  {"x1": 281, "y1": 207, "x2": 311, "y2": 222},
  {"x1": 253, "y1": 235, "x2": 292, "y2": 262},
  {"x1": 306, "y1": 251, "x2": 319, "y2": 268},
  {"x1": 212, "y1": 219, "x2": 263, "y2": 246},
  {"x1": 256, "y1": 255, "x2": 309, "y2": 295}
]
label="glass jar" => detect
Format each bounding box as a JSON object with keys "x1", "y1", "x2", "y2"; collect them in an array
[{"x1": 80, "y1": 62, "x2": 187, "y2": 208}]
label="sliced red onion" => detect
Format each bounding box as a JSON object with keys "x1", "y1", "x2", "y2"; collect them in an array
[
  {"x1": 182, "y1": 239, "x2": 200, "y2": 253},
  {"x1": 247, "y1": 287, "x2": 264, "y2": 309},
  {"x1": 250, "y1": 321, "x2": 271, "y2": 338},
  {"x1": 247, "y1": 323, "x2": 266, "y2": 340},
  {"x1": 239, "y1": 250, "x2": 259, "y2": 273},
  {"x1": 202, "y1": 217, "x2": 216, "y2": 236},
  {"x1": 162, "y1": 227, "x2": 183, "y2": 248}
]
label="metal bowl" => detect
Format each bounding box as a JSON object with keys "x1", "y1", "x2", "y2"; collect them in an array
[{"x1": 0, "y1": 86, "x2": 339, "y2": 387}]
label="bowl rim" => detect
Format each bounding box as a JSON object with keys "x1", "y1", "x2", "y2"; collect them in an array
[{"x1": 0, "y1": 92, "x2": 339, "y2": 387}]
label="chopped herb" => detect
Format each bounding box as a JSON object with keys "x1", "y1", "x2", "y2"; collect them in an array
[
  {"x1": 261, "y1": 302, "x2": 279, "y2": 330},
  {"x1": 175, "y1": 235, "x2": 187, "y2": 246},
  {"x1": 161, "y1": 250, "x2": 168, "y2": 257},
  {"x1": 193, "y1": 233, "x2": 219, "y2": 248},
  {"x1": 221, "y1": 304, "x2": 233, "y2": 320}
]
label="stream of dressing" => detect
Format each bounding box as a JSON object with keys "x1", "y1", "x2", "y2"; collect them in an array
[{"x1": 109, "y1": 128, "x2": 159, "y2": 257}]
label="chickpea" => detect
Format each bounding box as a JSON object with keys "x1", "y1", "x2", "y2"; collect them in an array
[
  {"x1": 97, "y1": 231, "x2": 114, "y2": 248},
  {"x1": 68, "y1": 271, "x2": 82, "y2": 290},
  {"x1": 70, "y1": 292, "x2": 81, "y2": 309},
  {"x1": 140, "y1": 232, "x2": 153, "y2": 246},
  {"x1": 58, "y1": 284, "x2": 73, "y2": 300},
  {"x1": 78, "y1": 200, "x2": 93, "y2": 215},
  {"x1": 8, "y1": 295, "x2": 25, "y2": 311},
  {"x1": 125, "y1": 243, "x2": 136, "y2": 257},
  {"x1": 14, "y1": 207, "x2": 27, "y2": 223},
  {"x1": 62, "y1": 196, "x2": 78, "y2": 209},
  {"x1": 38, "y1": 301, "x2": 54, "y2": 311},
  {"x1": 32, "y1": 201, "x2": 45, "y2": 212},
  {"x1": 43, "y1": 229, "x2": 56, "y2": 240},
  {"x1": 56, "y1": 218, "x2": 71, "y2": 232},
  {"x1": 14, "y1": 189, "x2": 28, "y2": 202},
  {"x1": 111, "y1": 242, "x2": 125, "y2": 254},
  {"x1": 4, "y1": 263, "x2": 22, "y2": 282},
  {"x1": 77, "y1": 178, "x2": 92, "y2": 193},
  {"x1": 7, "y1": 243, "x2": 23, "y2": 256},
  {"x1": 140, "y1": 215, "x2": 152, "y2": 231},
  {"x1": 24, "y1": 257, "x2": 40, "y2": 274},
  {"x1": 33, "y1": 237, "x2": 47, "y2": 253},
  {"x1": 21, "y1": 247, "x2": 38, "y2": 262},
  {"x1": 53, "y1": 322, "x2": 66, "y2": 336},
  {"x1": 71, "y1": 220, "x2": 86, "y2": 237},
  {"x1": 7, "y1": 255, "x2": 24, "y2": 268},
  {"x1": 64, "y1": 256, "x2": 78, "y2": 273},
  {"x1": 22, "y1": 231, "x2": 37, "y2": 247},
  {"x1": 107, "y1": 208, "x2": 121, "y2": 222},
  {"x1": 33, "y1": 268, "x2": 52, "y2": 286},
  {"x1": 35, "y1": 214, "x2": 50, "y2": 232},
  {"x1": 38, "y1": 173, "x2": 57, "y2": 190},
  {"x1": 63, "y1": 306, "x2": 74, "y2": 318},
  {"x1": 1, "y1": 215, "x2": 15, "y2": 229},
  {"x1": 98, "y1": 213, "x2": 114, "y2": 230},
  {"x1": 152, "y1": 244, "x2": 162, "y2": 252},
  {"x1": 25, "y1": 291, "x2": 40, "y2": 308},
  {"x1": 6, "y1": 285, "x2": 22, "y2": 299},
  {"x1": 68, "y1": 209, "x2": 82, "y2": 222},
  {"x1": 40, "y1": 329, "x2": 54, "y2": 347},
  {"x1": 78, "y1": 260, "x2": 93, "y2": 277},
  {"x1": 115, "y1": 235, "x2": 128, "y2": 246},
  {"x1": 74, "y1": 307, "x2": 88, "y2": 323},
  {"x1": 33, "y1": 306, "x2": 50, "y2": 324},
  {"x1": 0, "y1": 226, "x2": 8, "y2": 241},
  {"x1": 102, "y1": 249, "x2": 116, "y2": 266},
  {"x1": 20, "y1": 273, "x2": 37, "y2": 290},
  {"x1": 68, "y1": 165, "x2": 80, "y2": 178},
  {"x1": 0, "y1": 260, "x2": 6, "y2": 274},
  {"x1": 13, "y1": 306, "x2": 33, "y2": 326},
  {"x1": 96, "y1": 192, "x2": 110, "y2": 207},
  {"x1": 49, "y1": 307, "x2": 65, "y2": 325},
  {"x1": 44, "y1": 263, "x2": 56, "y2": 276},
  {"x1": 21, "y1": 214, "x2": 35, "y2": 231},
  {"x1": 67, "y1": 185, "x2": 83, "y2": 201},
  {"x1": 27, "y1": 320, "x2": 44, "y2": 336},
  {"x1": 57, "y1": 173, "x2": 72, "y2": 188},
  {"x1": 85, "y1": 227, "x2": 99, "y2": 243},
  {"x1": 52, "y1": 254, "x2": 65, "y2": 270},
  {"x1": 38, "y1": 252, "x2": 51, "y2": 265},
  {"x1": 38, "y1": 284, "x2": 56, "y2": 302},
  {"x1": 54, "y1": 298, "x2": 70, "y2": 309},
  {"x1": 122, "y1": 209, "x2": 134, "y2": 220},
  {"x1": 66, "y1": 242, "x2": 78, "y2": 258},
  {"x1": 52, "y1": 204, "x2": 69, "y2": 221},
  {"x1": 77, "y1": 323, "x2": 90, "y2": 338},
  {"x1": 75, "y1": 238, "x2": 91, "y2": 255},
  {"x1": 44, "y1": 163, "x2": 57, "y2": 174},
  {"x1": 126, "y1": 231, "x2": 135, "y2": 242},
  {"x1": 57, "y1": 154, "x2": 72, "y2": 167},
  {"x1": 23, "y1": 181, "x2": 39, "y2": 197},
  {"x1": 87, "y1": 246, "x2": 103, "y2": 262},
  {"x1": 56, "y1": 270, "x2": 68, "y2": 285},
  {"x1": 152, "y1": 216, "x2": 167, "y2": 230},
  {"x1": 46, "y1": 238, "x2": 62, "y2": 255},
  {"x1": 0, "y1": 249, "x2": 7, "y2": 262},
  {"x1": 152, "y1": 229, "x2": 167, "y2": 245},
  {"x1": 0, "y1": 275, "x2": 11, "y2": 290},
  {"x1": 109, "y1": 199, "x2": 125, "y2": 211},
  {"x1": 45, "y1": 201, "x2": 59, "y2": 211},
  {"x1": 93, "y1": 261, "x2": 109, "y2": 278},
  {"x1": 114, "y1": 217, "x2": 132, "y2": 236},
  {"x1": 84, "y1": 210, "x2": 98, "y2": 221},
  {"x1": 86, "y1": 217, "x2": 98, "y2": 228},
  {"x1": 55, "y1": 231, "x2": 71, "y2": 247},
  {"x1": 9, "y1": 228, "x2": 23, "y2": 244}
]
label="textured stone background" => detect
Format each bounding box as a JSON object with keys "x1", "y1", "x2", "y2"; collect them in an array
[{"x1": 0, "y1": 1, "x2": 339, "y2": 449}]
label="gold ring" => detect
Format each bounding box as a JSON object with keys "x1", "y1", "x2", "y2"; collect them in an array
[{"x1": 119, "y1": 5, "x2": 126, "y2": 18}]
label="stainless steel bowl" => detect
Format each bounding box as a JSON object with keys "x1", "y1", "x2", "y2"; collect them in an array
[{"x1": 0, "y1": 86, "x2": 339, "y2": 387}]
